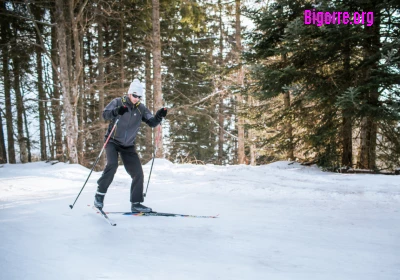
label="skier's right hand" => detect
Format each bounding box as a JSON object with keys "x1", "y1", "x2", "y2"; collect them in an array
[{"x1": 113, "y1": 106, "x2": 129, "y2": 116}]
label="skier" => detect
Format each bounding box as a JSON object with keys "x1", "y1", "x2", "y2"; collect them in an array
[{"x1": 94, "y1": 79, "x2": 167, "y2": 213}]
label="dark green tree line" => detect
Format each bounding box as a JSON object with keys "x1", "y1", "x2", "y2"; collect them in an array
[{"x1": 246, "y1": 0, "x2": 400, "y2": 170}]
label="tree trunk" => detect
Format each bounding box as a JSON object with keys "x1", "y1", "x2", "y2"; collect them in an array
[
  {"x1": 341, "y1": 36, "x2": 352, "y2": 167},
  {"x1": 33, "y1": 6, "x2": 47, "y2": 161},
  {"x1": 282, "y1": 54, "x2": 294, "y2": 161},
  {"x1": 0, "y1": 106, "x2": 7, "y2": 163},
  {"x1": 218, "y1": 0, "x2": 224, "y2": 165},
  {"x1": 145, "y1": 47, "x2": 153, "y2": 162},
  {"x1": 55, "y1": 0, "x2": 79, "y2": 163},
  {"x1": 358, "y1": 117, "x2": 371, "y2": 168},
  {"x1": 283, "y1": 91, "x2": 294, "y2": 160},
  {"x1": 86, "y1": 30, "x2": 95, "y2": 124},
  {"x1": 71, "y1": 0, "x2": 84, "y2": 164},
  {"x1": 104, "y1": 24, "x2": 111, "y2": 82},
  {"x1": 97, "y1": 19, "x2": 106, "y2": 169},
  {"x1": 12, "y1": 56, "x2": 28, "y2": 163},
  {"x1": 51, "y1": 8, "x2": 64, "y2": 161},
  {"x1": 22, "y1": 95, "x2": 32, "y2": 162},
  {"x1": 77, "y1": 32, "x2": 85, "y2": 164},
  {"x1": 152, "y1": 0, "x2": 163, "y2": 158},
  {"x1": 368, "y1": 120, "x2": 377, "y2": 169},
  {"x1": 218, "y1": 94, "x2": 224, "y2": 164},
  {"x1": 249, "y1": 96, "x2": 257, "y2": 165},
  {"x1": 77, "y1": 83, "x2": 84, "y2": 164},
  {"x1": 342, "y1": 114, "x2": 352, "y2": 167},
  {"x1": 235, "y1": 0, "x2": 245, "y2": 164},
  {"x1": 1, "y1": 2, "x2": 16, "y2": 163},
  {"x1": 120, "y1": 19, "x2": 125, "y2": 89},
  {"x1": 37, "y1": 46, "x2": 47, "y2": 161},
  {"x1": 45, "y1": 111, "x2": 53, "y2": 159},
  {"x1": 357, "y1": 3, "x2": 380, "y2": 170},
  {"x1": 358, "y1": 115, "x2": 378, "y2": 169}
]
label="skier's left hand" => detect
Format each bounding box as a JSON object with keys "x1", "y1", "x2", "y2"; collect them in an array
[{"x1": 155, "y1": 108, "x2": 168, "y2": 120}]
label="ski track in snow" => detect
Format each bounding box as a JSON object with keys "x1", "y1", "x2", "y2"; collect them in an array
[{"x1": 0, "y1": 160, "x2": 399, "y2": 280}]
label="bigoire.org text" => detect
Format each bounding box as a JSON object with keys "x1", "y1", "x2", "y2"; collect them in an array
[{"x1": 304, "y1": 10, "x2": 374, "y2": 27}]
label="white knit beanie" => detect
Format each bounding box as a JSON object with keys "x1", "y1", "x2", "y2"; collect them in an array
[{"x1": 127, "y1": 79, "x2": 144, "y2": 97}]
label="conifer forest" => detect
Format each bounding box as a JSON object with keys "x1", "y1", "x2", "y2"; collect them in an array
[{"x1": 0, "y1": 0, "x2": 399, "y2": 172}]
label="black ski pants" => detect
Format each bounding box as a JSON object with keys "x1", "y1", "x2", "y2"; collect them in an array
[{"x1": 97, "y1": 142, "x2": 144, "y2": 203}]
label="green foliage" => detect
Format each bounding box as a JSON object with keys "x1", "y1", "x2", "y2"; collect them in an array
[
  {"x1": 179, "y1": 2, "x2": 206, "y2": 32},
  {"x1": 246, "y1": 0, "x2": 400, "y2": 170},
  {"x1": 335, "y1": 87, "x2": 361, "y2": 113}
]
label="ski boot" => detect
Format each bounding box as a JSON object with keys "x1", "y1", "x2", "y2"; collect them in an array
[
  {"x1": 94, "y1": 192, "x2": 105, "y2": 210},
  {"x1": 131, "y1": 202, "x2": 152, "y2": 213}
]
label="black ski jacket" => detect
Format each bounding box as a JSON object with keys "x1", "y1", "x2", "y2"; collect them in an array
[{"x1": 103, "y1": 96, "x2": 161, "y2": 147}]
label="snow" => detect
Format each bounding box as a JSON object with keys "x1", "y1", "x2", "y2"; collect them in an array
[{"x1": 0, "y1": 160, "x2": 399, "y2": 280}]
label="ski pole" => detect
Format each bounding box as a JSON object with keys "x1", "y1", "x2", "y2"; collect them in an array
[
  {"x1": 144, "y1": 124, "x2": 162, "y2": 198},
  {"x1": 69, "y1": 118, "x2": 120, "y2": 209}
]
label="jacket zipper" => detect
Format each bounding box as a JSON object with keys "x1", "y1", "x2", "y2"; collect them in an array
[{"x1": 124, "y1": 108, "x2": 133, "y2": 144}]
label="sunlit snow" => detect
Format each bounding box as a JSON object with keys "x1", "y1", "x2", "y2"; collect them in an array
[{"x1": 0, "y1": 160, "x2": 399, "y2": 280}]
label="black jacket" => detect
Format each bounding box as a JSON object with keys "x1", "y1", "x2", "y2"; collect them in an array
[{"x1": 103, "y1": 96, "x2": 161, "y2": 147}]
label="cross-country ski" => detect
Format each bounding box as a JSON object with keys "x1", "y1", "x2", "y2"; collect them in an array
[
  {"x1": 91, "y1": 206, "x2": 117, "y2": 226},
  {"x1": 105, "y1": 211, "x2": 218, "y2": 219}
]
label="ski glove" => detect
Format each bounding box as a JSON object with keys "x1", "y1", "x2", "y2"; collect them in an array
[
  {"x1": 113, "y1": 106, "x2": 129, "y2": 116},
  {"x1": 155, "y1": 108, "x2": 168, "y2": 120}
]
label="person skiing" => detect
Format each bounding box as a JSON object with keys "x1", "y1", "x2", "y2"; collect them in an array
[{"x1": 94, "y1": 79, "x2": 167, "y2": 213}]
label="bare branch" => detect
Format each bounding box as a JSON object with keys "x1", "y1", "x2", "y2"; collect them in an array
[
  {"x1": 24, "y1": 0, "x2": 60, "y2": 77},
  {"x1": 0, "y1": 12, "x2": 55, "y2": 27},
  {"x1": 23, "y1": 98, "x2": 62, "y2": 103},
  {"x1": 192, "y1": 110, "x2": 239, "y2": 140},
  {"x1": 170, "y1": 89, "x2": 224, "y2": 113},
  {"x1": 76, "y1": 0, "x2": 90, "y2": 22}
]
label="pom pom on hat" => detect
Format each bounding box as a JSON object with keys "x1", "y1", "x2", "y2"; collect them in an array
[{"x1": 128, "y1": 79, "x2": 144, "y2": 97}]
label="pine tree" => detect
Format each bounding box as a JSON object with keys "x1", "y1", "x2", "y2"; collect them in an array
[
  {"x1": 1, "y1": 1, "x2": 16, "y2": 163},
  {"x1": 160, "y1": 0, "x2": 219, "y2": 163},
  {"x1": 247, "y1": 0, "x2": 400, "y2": 170}
]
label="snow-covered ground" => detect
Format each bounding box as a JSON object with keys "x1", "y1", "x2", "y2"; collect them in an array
[{"x1": 0, "y1": 160, "x2": 399, "y2": 280}]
